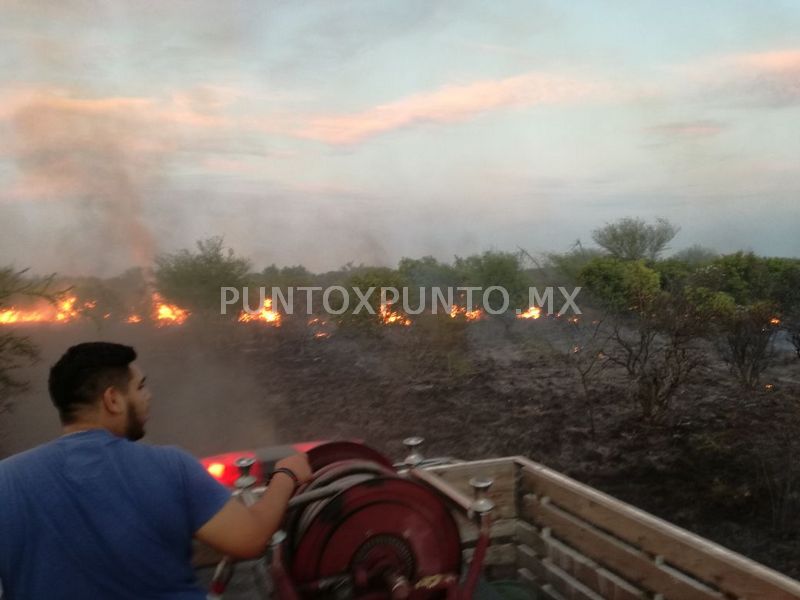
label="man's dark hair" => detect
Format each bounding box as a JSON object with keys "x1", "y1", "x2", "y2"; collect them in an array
[{"x1": 48, "y1": 342, "x2": 137, "y2": 423}]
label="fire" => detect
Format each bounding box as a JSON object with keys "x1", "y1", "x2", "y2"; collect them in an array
[
  {"x1": 517, "y1": 306, "x2": 541, "y2": 320},
  {"x1": 126, "y1": 315, "x2": 143, "y2": 324},
  {"x1": 152, "y1": 294, "x2": 189, "y2": 326},
  {"x1": 308, "y1": 316, "x2": 333, "y2": 338},
  {"x1": 379, "y1": 304, "x2": 411, "y2": 326},
  {"x1": 0, "y1": 306, "x2": 48, "y2": 324},
  {"x1": 449, "y1": 305, "x2": 483, "y2": 321},
  {"x1": 0, "y1": 295, "x2": 94, "y2": 325},
  {"x1": 770, "y1": 317, "x2": 781, "y2": 326},
  {"x1": 238, "y1": 298, "x2": 281, "y2": 326},
  {"x1": 55, "y1": 297, "x2": 79, "y2": 322}
]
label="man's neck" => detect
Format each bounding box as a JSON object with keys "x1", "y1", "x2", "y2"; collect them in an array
[{"x1": 62, "y1": 421, "x2": 106, "y2": 436}]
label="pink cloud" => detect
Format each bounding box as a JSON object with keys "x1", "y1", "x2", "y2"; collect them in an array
[
  {"x1": 0, "y1": 87, "x2": 236, "y2": 132},
  {"x1": 295, "y1": 73, "x2": 605, "y2": 144},
  {"x1": 732, "y1": 49, "x2": 800, "y2": 72}
]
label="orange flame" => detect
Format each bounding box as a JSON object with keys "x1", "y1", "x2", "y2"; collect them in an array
[
  {"x1": 517, "y1": 306, "x2": 541, "y2": 320},
  {"x1": 152, "y1": 294, "x2": 189, "y2": 326},
  {"x1": 126, "y1": 315, "x2": 143, "y2": 324},
  {"x1": 0, "y1": 306, "x2": 48, "y2": 324},
  {"x1": 0, "y1": 296, "x2": 89, "y2": 325},
  {"x1": 380, "y1": 304, "x2": 411, "y2": 326},
  {"x1": 238, "y1": 298, "x2": 281, "y2": 326},
  {"x1": 449, "y1": 305, "x2": 483, "y2": 321},
  {"x1": 770, "y1": 317, "x2": 781, "y2": 326}
]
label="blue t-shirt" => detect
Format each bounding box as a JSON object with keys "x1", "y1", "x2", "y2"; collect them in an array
[{"x1": 0, "y1": 429, "x2": 232, "y2": 599}]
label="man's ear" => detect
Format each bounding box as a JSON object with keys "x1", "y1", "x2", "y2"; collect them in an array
[{"x1": 101, "y1": 386, "x2": 125, "y2": 416}]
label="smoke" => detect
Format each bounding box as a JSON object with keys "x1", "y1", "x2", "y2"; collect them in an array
[
  {"x1": 0, "y1": 323, "x2": 279, "y2": 457},
  {"x1": 8, "y1": 91, "x2": 170, "y2": 276}
]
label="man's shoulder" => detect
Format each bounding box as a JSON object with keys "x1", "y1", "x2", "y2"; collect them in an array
[
  {"x1": 120, "y1": 441, "x2": 212, "y2": 487},
  {"x1": 0, "y1": 439, "x2": 60, "y2": 472}
]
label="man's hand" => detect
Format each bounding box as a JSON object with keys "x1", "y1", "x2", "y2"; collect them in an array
[
  {"x1": 275, "y1": 453, "x2": 312, "y2": 485},
  {"x1": 195, "y1": 453, "x2": 315, "y2": 559}
]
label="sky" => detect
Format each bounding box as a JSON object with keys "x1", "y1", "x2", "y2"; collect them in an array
[{"x1": 1, "y1": 0, "x2": 799, "y2": 276}]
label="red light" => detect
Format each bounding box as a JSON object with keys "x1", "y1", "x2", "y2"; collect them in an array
[
  {"x1": 200, "y1": 451, "x2": 259, "y2": 487},
  {"x1": 207, "y1": 462, "x2": 226, "y2": 480}
]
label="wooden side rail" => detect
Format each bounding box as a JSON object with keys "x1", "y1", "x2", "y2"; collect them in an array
[{"x1": 516, "y1": 457, "x2": 800, "y2": 600}]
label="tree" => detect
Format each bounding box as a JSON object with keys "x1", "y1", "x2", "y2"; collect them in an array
[
  {"x1": 154, "y1": 237, "x2": 251, "y2": 314},
  {"x1": 592, "y1": 217, "x2": 680, "y2": 261},
  {"x1": 398, "y1": 256, "x2": 459, "y2": 289},
  {"x1": 560, "y1": 316, "x2": 611, "y2": 436},
  {"x1": 454, "y1": 251, "x2": 531, "y2": 311},
  {"x1": 0, "y1": 268, "x2": 58, "y2": 409},
  {"x1": 260, "y1": 264, "x2": 312, "y2": 288},
  {"x1": 579, "y1": 257, "x2": 703, "y2": 419},
  {"x1": 690, "y1": 253, "x2": 800, "y2": 386},
  {"x1": 670, "y1": 245, "x2": 719, "y2": 266}
]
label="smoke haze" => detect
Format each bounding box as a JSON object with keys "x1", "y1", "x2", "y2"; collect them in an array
[{"x1": 1, "y1": 1, "x2": 799, "y2": 277}]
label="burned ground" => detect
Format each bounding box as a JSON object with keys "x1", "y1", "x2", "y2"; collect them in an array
[{"x1": 1, "y1": 317, "x2": 799, "y2": 579}]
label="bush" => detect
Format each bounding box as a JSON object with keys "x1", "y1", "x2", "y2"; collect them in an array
[{"x1": 154, "y1": 237, "x2": 251, "y2": 314}]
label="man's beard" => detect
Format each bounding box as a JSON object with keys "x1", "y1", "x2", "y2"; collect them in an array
[{"x1": 125, "y1": 403, "x2": 146, "y2": 441}]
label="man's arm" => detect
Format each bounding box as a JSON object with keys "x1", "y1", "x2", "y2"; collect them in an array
[{"x1": 194, "y1": 454, "x2": 312, "y2": 559}]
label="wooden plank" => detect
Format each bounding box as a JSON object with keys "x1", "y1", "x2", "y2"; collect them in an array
[
  {"x1": 517, "y1": 543, "x2": 548, "y2": 582},
  {"x1": 542, "y1": 558, "x2": 605, "y2": 600},
  {"x1": 428, "y1": 458, "x2": 517, "y2": 519},
  {"x1": 523, "y1": 495, "x2": 723, "y2": 600},
  {"x1": 540, "y1": 583, "x2": 568, "y2": 600},
  {"x1": 516, "y1": 520, "x2": 548, "y2": 556},
  {"x1": 457, "y1": 516, "x2": 517, "y2": 545},
  {"x1": 542, "y1": 532, "x2": 647, "y2": 600},
  {"x1": 518, "y1": 458, "x2": 800, "y2": 600}
]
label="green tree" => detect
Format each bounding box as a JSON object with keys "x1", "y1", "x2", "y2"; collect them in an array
[
  {"x1": 578, "y1": 257, "x2": 660, "y2": 313},
  {"x1": 454, "y1": 251, "x2": 531, "y2": 311},
  {"x1": 689, "y1": 253, "x2": 800, "y2": 386},
  {"x1": 592, "y1": 217, "x2": 680, "y2": 261},
  {"x1": 154, "y1": 237, "x2": 251, "y2": 314},
  {"x1": 398, "y1": 256, "x2": 459, "y2": 289},
  {"x1": 670, "y1": 244, "x2": 719, "y2": 266},
  {"x1": 578, "y1": 257, "x2": 703, "y2": 419},
  {"x1": 260, "y1": 264, "x2": 313, "y2": 288}
]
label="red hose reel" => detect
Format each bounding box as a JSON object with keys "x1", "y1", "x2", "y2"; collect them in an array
[{"x1": 270, "y1": 441, "x2": 489, "y2": 600}]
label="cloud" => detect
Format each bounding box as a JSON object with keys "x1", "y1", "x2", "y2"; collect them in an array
[
  {"x1": 647, "y1": 120, "x2": 726, "y2": 140},
  {"x1": 295, "y1": 72, "x2": 605, "y2": 144},
  {"x1": 682, "y1": 48, "x2": 800, "y2": 107}
]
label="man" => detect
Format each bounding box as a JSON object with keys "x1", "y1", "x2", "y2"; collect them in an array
[{"x1": 0, "y1": 342, "x2": 311, "y2": 599}]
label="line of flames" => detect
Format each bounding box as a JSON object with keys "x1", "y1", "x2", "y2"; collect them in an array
[
  {"x1": 1, "y1": 293, "x2": 189, "y2": 327},
  {"x1": 12, "y1": 297, "x2": 751, "y2": 330}
]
